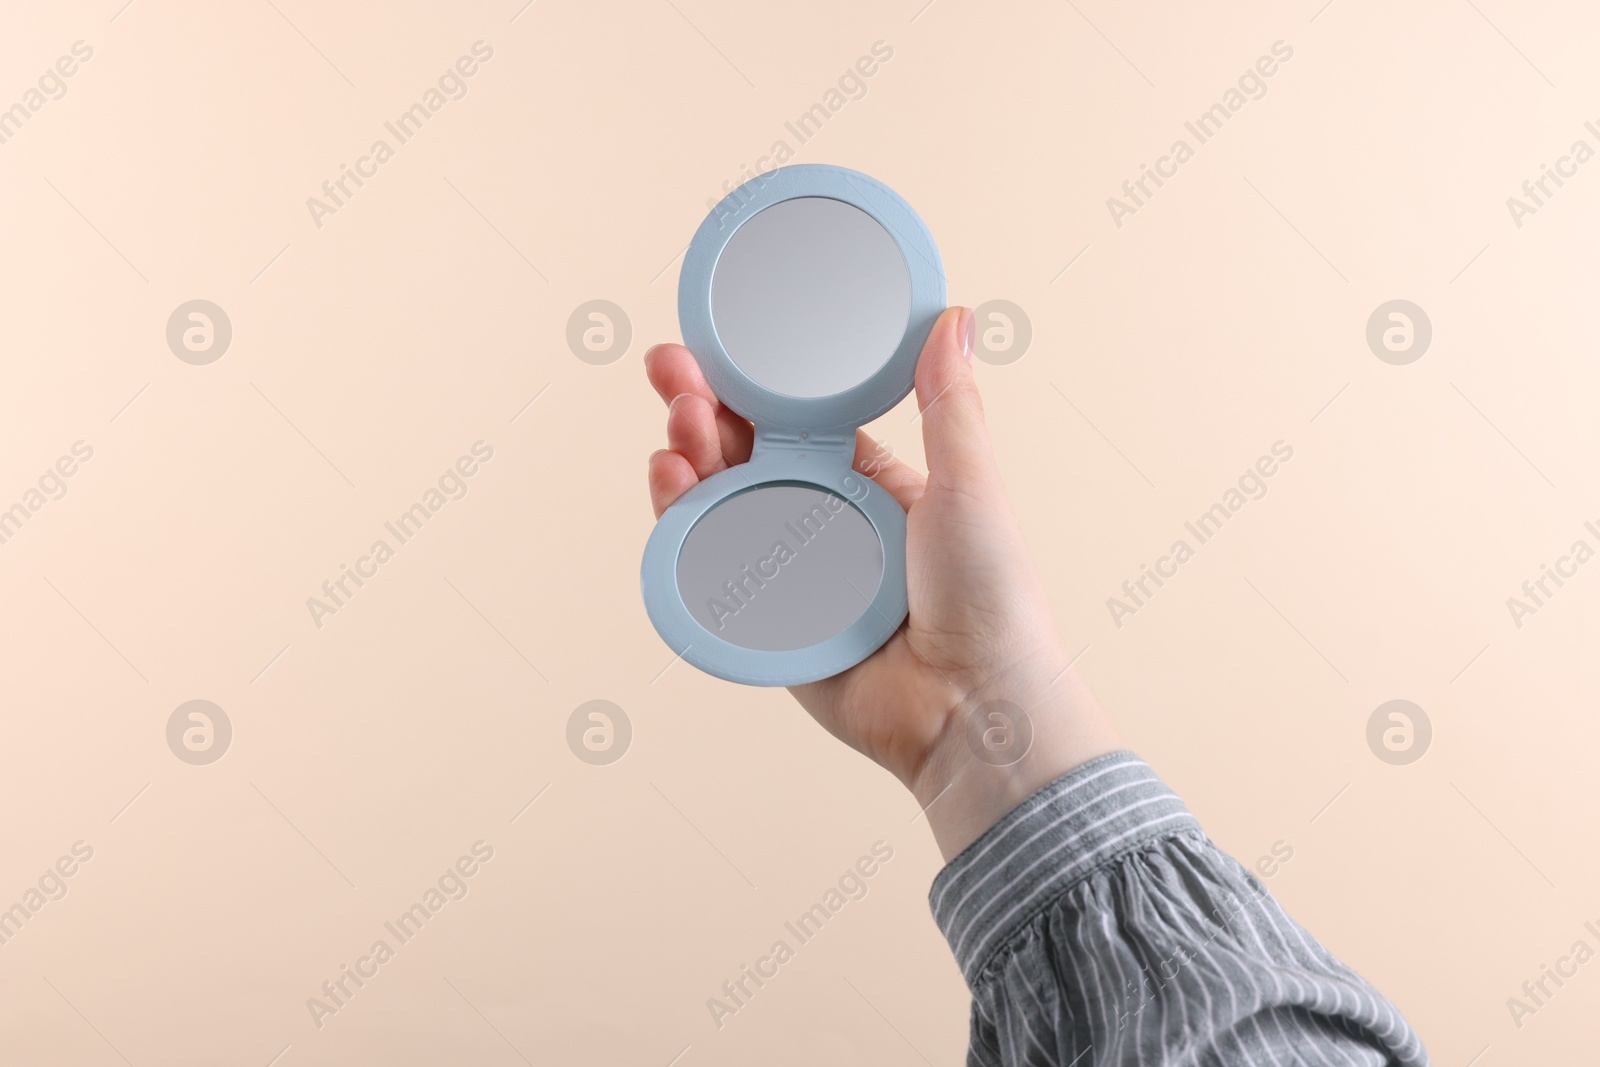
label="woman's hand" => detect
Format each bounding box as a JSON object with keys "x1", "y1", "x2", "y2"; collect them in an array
[{"x1": 645, "y1": 307, "x2": 1122, "y2": 860}]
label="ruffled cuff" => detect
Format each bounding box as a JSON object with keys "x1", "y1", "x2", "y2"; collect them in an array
[{"x1": 928, "y1": 750, "x2": 1201, "y2": 987}]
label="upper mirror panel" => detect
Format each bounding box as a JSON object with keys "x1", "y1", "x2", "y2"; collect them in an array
[{"x1": 710, "y1": 196, "x2": 912, "y2": 399}]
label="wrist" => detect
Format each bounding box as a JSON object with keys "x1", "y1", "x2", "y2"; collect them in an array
[{"x1": 907, "y1": 648, "x2": 1122, "y2": 863}]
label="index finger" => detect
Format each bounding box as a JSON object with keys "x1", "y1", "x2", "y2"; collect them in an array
[{"x1": 644, "y1": 343, "x2": 755, "y2": 464}]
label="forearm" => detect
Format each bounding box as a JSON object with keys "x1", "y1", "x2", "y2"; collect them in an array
[{"x1": 911, "y1": 654, "x2": 1123, "y2": 863}]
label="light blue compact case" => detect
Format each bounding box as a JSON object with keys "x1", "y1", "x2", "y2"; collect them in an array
[{"x1": 640, "y1": 164, "x2": 946, "y2": 686}]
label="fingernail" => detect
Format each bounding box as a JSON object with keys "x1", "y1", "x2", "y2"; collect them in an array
[{"x1": 961, "y1": 308, "x2": 975, "y2": 361}]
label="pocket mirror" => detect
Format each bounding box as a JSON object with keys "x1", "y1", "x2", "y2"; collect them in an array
[{"x1": 641, "y1": 164, "x2": 945, "y2": 686}]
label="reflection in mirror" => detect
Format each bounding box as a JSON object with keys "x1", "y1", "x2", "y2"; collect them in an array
[
  {"x1": 676, "y1": 484, "x2": 884, "y2": 651},
  {"x1": 711, "y1": 197, "x2": 912, "y2": 399}
]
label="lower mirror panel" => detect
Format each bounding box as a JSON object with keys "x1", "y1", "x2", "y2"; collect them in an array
[{"x1": 675, "y1": 483, "x2": 885, "y2": 653}]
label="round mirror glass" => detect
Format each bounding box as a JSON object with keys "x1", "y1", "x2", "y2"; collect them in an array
[
  {"x1": 676, "y1": 484, "x2": 884, "y2": 652},
  {"x1": 710, "y1": 197, "x2": 912, "y2": 399}
]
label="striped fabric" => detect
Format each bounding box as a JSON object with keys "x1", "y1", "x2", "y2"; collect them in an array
[{"x1": 929, "y1": 752, "x2": 1430, "y2": 1066}]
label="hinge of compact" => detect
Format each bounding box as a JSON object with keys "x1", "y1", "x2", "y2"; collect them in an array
[{"x1": 750, "y1": 429, "x2": 854, "y2": 463}]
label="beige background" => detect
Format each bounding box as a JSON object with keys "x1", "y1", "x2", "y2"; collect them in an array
[{"x1": 1, "y1": 0, "x2": 1596, "y2": 1063}]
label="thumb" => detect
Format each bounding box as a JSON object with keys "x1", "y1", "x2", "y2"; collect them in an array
[{"x1": 915, "y1": 306, "x2": 999, "y2": 494}]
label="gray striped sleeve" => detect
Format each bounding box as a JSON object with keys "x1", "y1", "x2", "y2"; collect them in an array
[{"x1": 929, "y1": 751, "x2": 1430, "y2": 1066}]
